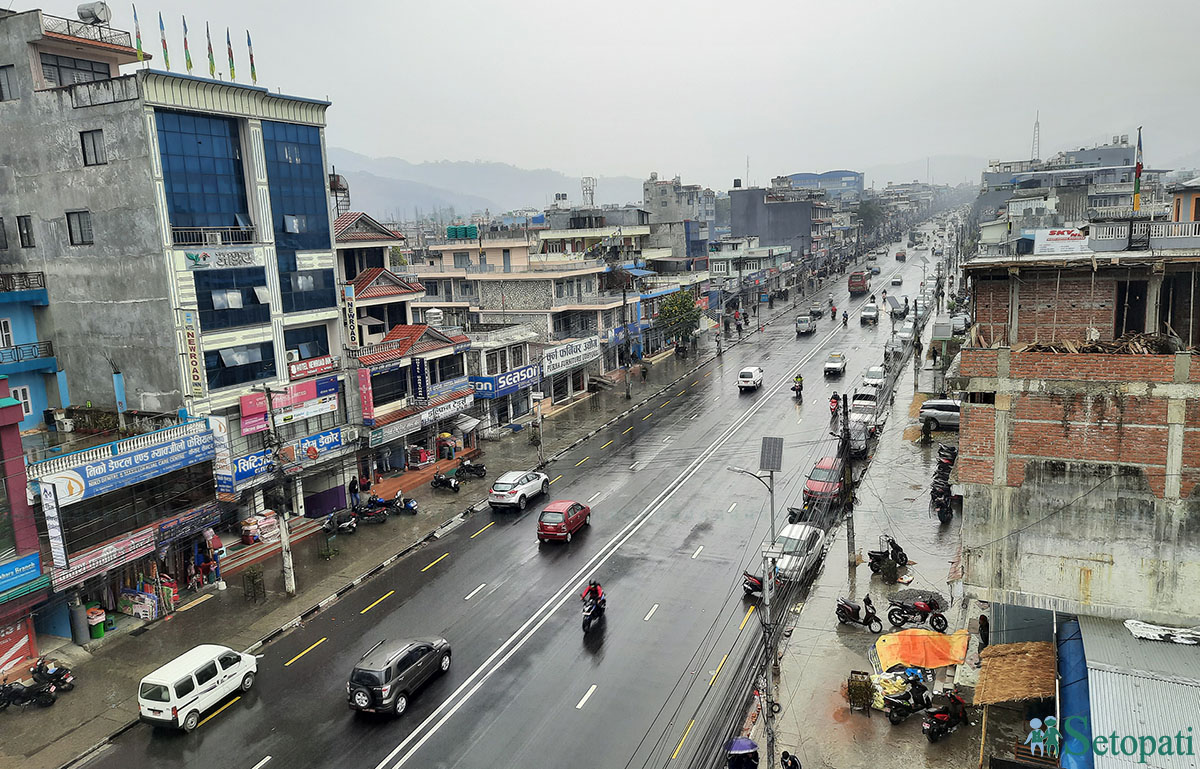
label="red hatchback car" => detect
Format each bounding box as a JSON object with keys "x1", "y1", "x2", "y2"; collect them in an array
[
  {"x1": 803, "y1": 456, "x2": 845, "y2": 505},
  {"x1": 537, "y1": 500, "x2": 591, "y2": 544}
]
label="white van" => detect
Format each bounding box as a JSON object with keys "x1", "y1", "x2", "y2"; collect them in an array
[{"x1": 138, "y1": 644, "x2": 257, "y2": 731}]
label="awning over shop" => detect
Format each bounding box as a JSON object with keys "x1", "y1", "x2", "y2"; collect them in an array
[
  {"x1": 875, "y1": 629, "x2": 970, "y2": 671},
  {"x1": 973, "y1": 641, "x2": 1057, "y2": 705},
  {"x1": 453, "y1": 415, "x2": 481, "y2": 433}
]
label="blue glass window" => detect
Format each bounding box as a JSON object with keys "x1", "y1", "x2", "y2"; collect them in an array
[
  {"x1": 193, "y1": 268, "x2": 269, "y2": 331},
  {"x1": 283, "y1": 325, "x2": 330, "y2": 359},
  {"x1": 156, "y1": 111, "x2": 249, "y2": 229},
  {"x1": 279, "y1": 269, "x2": 336, "y2": 313},
  {"x1": 204, "y1": 341, "x2": 276, "y2": 390}
]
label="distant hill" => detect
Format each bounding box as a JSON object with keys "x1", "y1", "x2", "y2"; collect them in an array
[
  {"x1": 864, "y1": 155, "x2": 989, "y2": 189},
  {"x1": 328, "y1": 148, "x2": 645, "y2": 215}
]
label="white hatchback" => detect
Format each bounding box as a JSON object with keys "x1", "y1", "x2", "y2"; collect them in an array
[{"x1": 488, "y1": 470, "x2": 550, "y2": 511}]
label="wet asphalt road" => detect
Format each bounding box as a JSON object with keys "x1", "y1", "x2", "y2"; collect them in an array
[{"x1": 84, "y1": 244, "x2": 932, "y2": 769}]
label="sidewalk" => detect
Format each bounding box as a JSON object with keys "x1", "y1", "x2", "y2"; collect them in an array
[{"x1": 9, "y1": 326, "x2": 750, "y2": 769}]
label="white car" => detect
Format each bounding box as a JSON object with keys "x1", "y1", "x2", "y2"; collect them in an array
[
  {"x1": 488, "y1": 470, "x2": 550, "y2": 511},
  {"x1": 896, "y1": 321, "x2": 916, "y2": 343},
  {"x1": 823, "y1": 352, "x2": 847, "y2": 377},
  {"x1": 849, "y1": 392, "x2": 881, "y2": 435},
  {"x1": 951, "y1": 314, "x2": 971, "y2": 334},
  {"x1": 738, "y1": 367, "x2": 764, "y2": 391},
  {"x1": 891, "y1": 276, "x2": 904, "y2": 286},
  {"x1": 771, "y1": 523, "x2": 827, "y2": 581},
  {"x1": 862, "y1": 366, "x2": 886, "y2": 389}
]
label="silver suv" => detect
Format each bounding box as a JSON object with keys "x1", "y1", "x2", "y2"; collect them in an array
[
  {"x1": 488, "y1": 470, "x2": 550, "y2": 511},
  {"x1": 919, "y1": 399, "x2": 961, "y2": 430}
]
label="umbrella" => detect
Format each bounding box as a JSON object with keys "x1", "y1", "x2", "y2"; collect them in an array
[{"x1": 726, "y1": 737, "x2": 758, "y2": 754}]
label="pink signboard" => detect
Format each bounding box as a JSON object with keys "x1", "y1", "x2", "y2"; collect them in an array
[
  {"x1": 239, "y1": 375, "x2": 339, "y2": 436},
  {"x1": 358, "y1": 368, "x2": 375, "y2": 426}
]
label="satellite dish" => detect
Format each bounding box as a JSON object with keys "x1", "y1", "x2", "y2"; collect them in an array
[{"x1": 77, "y1": 2, "x2": 112, "y2": 24}]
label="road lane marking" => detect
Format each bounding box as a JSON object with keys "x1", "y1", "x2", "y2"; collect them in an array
[
  {"x1": 709, "y1": 653, "x2": 728, "y2": 686},
  {"x1": 550, "y1": 475, "x2": 563, "y2": 484},
  {"x1": 470, "y1": 522, "x2": 494, "y2": 539},
  {"x1": 575, "y1": 456, "x2": 589, "y2": 467},
  {"x1": 464, "y1": 583, "x2": 487, "y2": 601},
  {"x1": 575, "y1": 684, "x2": 597, "y2": 710},
  {"x1": 197, "y1": 695, "x2": 240, "y2": 727},
  {"x1": 284, "y1": 638, "x2": 326, "y2": 667},
  {"x1": 251, "y1": 758, "x2": 272, "y2": 769},
  {"x1": 704, "y1": 371, "x2": 711, "y2": 377},
  {"x1": 691, "y1": 381, "x2": 699, "y2": 386},
  {"x1": 421, "y1": 553, "x2": 449, "y2": 572},
  {"x1": 644, "y1": 603, "x2": 659, "y2": 621},
  {"x1": 601, "y1": 440, "x2": 613, "y2": 449},
  {"x1": 690, "y1": 413, "x2": 699, "y2": 419},
  {"x1": 728, "y1": 502, "x2": 737, "y2": 513},
  {"x1": 587, "y1": 492, "x2": 602, "y2": 503},
  {"x1": 740, "y1": 606, "x2": 755, "y2": 631},
  {"x1": 622, "y1": 426, "x2": 634, "y2": 434},
  {"x1": 672, "y1": 719, "x2": 696, "y2": 760},
  {"x1": 642, "y1": 412, "x2": 653, "y2": 420},
  {"x1": 691, "y1": 545, "x2": 704, "y2": 559},
  {"x1": 360, "y1": 590, "x2": 395, "y2": 614},
  {"x1": 663, "y1": 435, "x2": 671, "y2": 442},
  {"x1": 714, "y1": 396, "x2": 720, "y2": 401},
  {"x1": 661, "y1": 399, "x2": 671, "y2": 407}
]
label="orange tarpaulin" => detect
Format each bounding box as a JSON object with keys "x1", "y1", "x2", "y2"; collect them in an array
[{"x1": 875, "y1": 629, "x2": 970, "y2": 671}]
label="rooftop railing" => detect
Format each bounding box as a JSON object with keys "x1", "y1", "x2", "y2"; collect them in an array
[{"x1": 41, "y1": 13, "x2": 133, "y2": 48}]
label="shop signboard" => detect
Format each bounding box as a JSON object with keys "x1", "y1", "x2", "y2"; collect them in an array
[
  {"x1": 410, "y1": 358, "x2": 429, "y2": 402},
  {"x1": 358, "y1": 368, "x2": 375, "y2": 426},
  {"x1": 453, "y1": 340, "x2": 471, "y2": 353},
  {"x1": 288, "y1": 354, "x2": 338, "y2": 381},
  {"x1": 1033, "y1": 228, "x2": 1088, "y2": 255},
  {"x1": 51, "y1": 527, "x2": 157, "y2": 591},
  {"x1": 40, "y1": 430, "x2": 215, "y2": 506},
  {"x1": 157, "y1": 503, "x2": 224, "y2": 546},
  {"x1": 239, "y1": 375, "x2": 339, "y2": 435},
  {"x1": 282, "y1": 428, "x2": 343, "y2": 464},
  {"x1": 232, "y1": 428, "x2": 348, "y2": 486},
  {"x1": 0, "y1": 618, "x2": 35, "y2": 675},
  {"x1": 183, "y1": 247, "x2": 263, "y2": 270},
  {"x1": 40, "y1": 484, "x2": 68, "y2": 568},
  {"x1": 420, "y1": 391, "x2": 473, "y2": 426},
  {"x1": 541, "y1": 337, "x2": 601, "y2": 378},
  {"x1": 182, "y1": 311, "x2": 205, "y2": 398},
  {"x1": 342, "y1": 284, "x2": 359, "y2": 349},
  {"x1": 367, "y1": 413, "x2": 423, "y2": 449},
  {"x1": 208, "y1": 415, "x2": 235, "y2": 493},
  {"x1": 428, "y1": 375, "x2": 470, "y2": 399},
  {"x1": 470, "y1": 363, "x2": 541, "y2": 400},
  {"x1": 232, "y1": 448, "x2": 273, "y2": 486},
  {"x1": 0, "y1": 552, "x2": 42, "y2": 594}
]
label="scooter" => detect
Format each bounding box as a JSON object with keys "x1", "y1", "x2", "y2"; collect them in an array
[
  {"x1": 430, "y1": 472, "x2": 460, "y2": 493},
  {"x1": 742, "y1": 570, "x2": 782, "y2": 597},
  {"x1": 458, "y1": 458, "x2": 487, "y2": 479},
  {"x1": 842, "y1": 311, "x2": 848, "y2": 327},
  {"x1": 922, "y1": 687, "x2": 971, "y2": 742},
  {"x1": 867, "y1": 535, "x2": 907, "y2": 573},
  {"x1": 884, "y1": 672, "x2": 933, "y2": 724},
  {"x1": 323, "y1": 509, "x2": 358, "y2": 535},
  {"x1": 29, "y1": 657, "x2": 75, "y2": 692},
  {"x1": 582, "y1": 596, "x2": 606, "y2": 633},
  {"x1": 0, "y1": 680, "x2": 56, "y2": 710},
  {"x1": 887, "y1": 596, "x2": 949, "y2": 632},
  {"x1": 835, "y1": 595, "x2": 883, "y2": 633},
  {"x1": 829, "y1": 395, "x2": 841, "y2": 416}
]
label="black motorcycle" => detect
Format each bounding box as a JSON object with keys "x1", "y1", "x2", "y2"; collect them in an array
[
  {"x1": 0, "y1": 680, "x2": 56, "y2": 710},
  {"x1": 791, "y1": 382, "x2": 803, "y2": 400},
  {"x1": 887, "y1": 596, "x2": 949, "y2": 633},
  {"x1": 742, "y1": 570, "x2": 781, "y2": 598},
  {"x1": 922, "y1": 687, "x2": 970, "y2": 742},
  {"x1": 867, "y1": 535, "x2": 907, "y2": 573},
  {"x1": 931, "y1": 498, "x2": 953, "y2": 524},
  {"x1": 355, "y1": 501, "x2": 389, "y2": 524},
  {"x1": 29, "y1": 657, "x2": 75, "y2": 692},
  {"x1": 884, "y1": 672, "x2": 932, "y2": 724},
  {"x1": 835, "y1": 595, "x2": 883, "y2": 633},
  {"x1": 458, "y1": 458, "x2": 487, "y2": 479},
  {"x1": 431, "y1": 471, "x2": 460, "y2": 492},
  {"x1": 582, "y1": 596, "x2": 606, "y2": 633}
]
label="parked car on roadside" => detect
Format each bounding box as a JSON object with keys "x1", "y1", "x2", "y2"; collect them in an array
[
  {"x1": 862, "y1": 366, "x2": 886, "y2": 389},
  {"x1": 138, "y1": 645, "x2": 257, "y2": 732},
  {"x1": 488, "y1": 470, "x2": 550, "y2": 511},
  {"x1": 896, "y1": 321, "x2": 916, "y2": 343},
  {"x1": 919, "y1": 399, "x2": 962, "y2": 430},
  {"x1": 772, "y1": 523, "x2": 827, "y2": 581},
  {"x1": 803, "y1": 456, "x2": 845, "y2": 505}
]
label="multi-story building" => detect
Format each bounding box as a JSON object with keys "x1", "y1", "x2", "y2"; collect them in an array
[
  {"x1": 0, "y1": 270, "x2": 58, "y2": 432},
  {"x1": 465, "y1": 323, "x2": 540, "y2": 433},
  {"x1": 786, "y1": 170, "x2": 864, "y2": 203},
  {"x1": 706, "y1": 236, "x2": 792, "y2": 315},
  {"x1": 0, "y1": 375, "x2": 41, "y2": 678},
  {"x1": 729, "y1": 180, "x2": 832, "y2": 264},
  {"x1": 643, "y1": 172, "x2": 716, "y2": 227},
  {"x1": 334, "y1": 211, "x2": 425, "y2": 346}
]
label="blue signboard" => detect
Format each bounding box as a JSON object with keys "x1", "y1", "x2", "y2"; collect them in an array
[
  {"x1": 470, "y1": 364, "x2": 541, "y2": 400},
  {"x1": 232, "y1": 448, "x2": 273, "y2": 486},
  {"x1": 411, "y1": 358, "x2": 429, "y2": 401},
  {"x1": 42, "y1": 429, "x2": 215, "y2": 505},
  {"x1": 0, "y1": 552, "x2": 42, "y2": 594},
  {"x1": 230, "y1": 428, "x2": 345, "y2": 487},
  {"x1": 296, "y1": 428, "x2": 343, "y2": 455}
]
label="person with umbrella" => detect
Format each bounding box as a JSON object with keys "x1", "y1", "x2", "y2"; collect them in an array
[{"x1": 726, "y1": 737, "x2": 759, "y2": 768}]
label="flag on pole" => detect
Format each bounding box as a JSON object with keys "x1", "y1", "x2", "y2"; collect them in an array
[
  {"x1": 226, "y1": 28, "x2": 236, "y2": 82},
  {"x1": 246, "y1": 30, "x2": 257, "y2": 85},
  {"x1": 1133, "y1": 126, "x2": 1144, "y2": 213},
  {"x1": 132, "y1": 4, "x2": 143, "y2": 61},
  {"x1": 158, "y1": 13, "x2": 170, "y2": 71},
  {"x1": 182, "y1": 16, "x2": 192, "y2": 74},
  {"x1": 206, "y1": 22, "x2": 215, "y2": 78}
]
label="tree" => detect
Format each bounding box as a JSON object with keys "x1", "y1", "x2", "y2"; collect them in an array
[
  {"x1": 656, "y1": 290, "x2": 703, "y2": 346},
  {"x1": 858, "y1": 199, "x2": 885, "y2": 235},
  {"x1": 388, "y1": 245, "x2": 408, "y2": 268}
]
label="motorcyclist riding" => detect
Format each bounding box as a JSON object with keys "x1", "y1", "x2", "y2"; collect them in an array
[
  {"x1": 842, "y1": 310, "x2": 848, "y2": 326},
  {"x1": 830, "y1": 392, "x2": 840, "y2": 414},
  {"x1": 827, "y1": 293, "x2": 834, "y2": 308},
  {"x1": 792, "y1": 374, "x2": 803, "y2": 398},
  {"x1": 581, "y1": 580, "x2": 605, "y2": 606}
]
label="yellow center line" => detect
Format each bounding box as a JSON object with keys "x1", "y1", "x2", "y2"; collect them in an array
[
  {"x1": 360, "y1": 590, "x2": 395, "y2": 614},
  {"x1": 672, "y1": 719, "x2": 696, "y2": 760},
  {"x1": 197, "y1": 695, "x2": 241, "y2": 727},
  {"x1": 704, "y1": 372, "x2": 711, "y2": 377},
  {"x1": 575, "y1": 456, "x2": 590, "y2": 467},
  {"x1": 691, "y1": 381, "x2": 699, "y2": 386},
  {"x1": 550, "y1": 474, "x2": 563, "y2": 484},
  {"x1": 661, "y1": 400, "x2": 671, "y2": 407},
  {"x1": 709, "y1": 653, "x2": 728, "y2": 686},
  {"x1": 284, "y1": 637, "x2": 327, "y2": 667},
  {"x1": 642, "y1": 412, "x2": 653, "y2": 421},
  {"x1": 739, "y1": 605, "x2": 755, "y2": 631},
  {"x1": 678, "y1": 390, "x2": 687, "y2": 396},
  {"x1": 601, "y1": 440, "x2": 613, "y2": 449},
  {"x1": 470, "y1": 521, "x2": 494, "y2": 539},
  {"x1": 622, "y1": 426, "x2": 634, "y2": 434},
  {"x1": 421, "y1": 553, "x2": 450, "y2": 572}
]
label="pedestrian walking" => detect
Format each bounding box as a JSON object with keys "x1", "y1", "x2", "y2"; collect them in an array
[
  {"x1": 931, "y1": 346, "x2": 939, "y2": 367},
  {"x1": 348, "y1": 476, "x2": 360, "y2": 506},
  {"x1": 640, "y1": 365, "x2": 648, "y2": 383},
  {"x1": 781, "y1": 751, "x2": 801, "y2": 769}
]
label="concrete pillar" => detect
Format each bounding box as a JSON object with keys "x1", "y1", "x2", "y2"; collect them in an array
[
  {"x1": 1165, "y1": 398, "x2": 1185, "y2": 500},
  {"x1": 1146, "y1": 274, "x2": 1163, "y2": 333},
  {"x1": 993, "y1": 393, "x2": 1011, "y2": 486},
  {"x1": 1007, "y1": 273, "x2": 1020, "y2": 345}
]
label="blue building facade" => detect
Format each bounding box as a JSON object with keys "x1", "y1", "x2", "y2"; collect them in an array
[
  {"x1": 787, "y1": 170, "x2": 864, "y2": 202},
  {"x1": 0, "y1": 271, "x2": 58, "y2": 431}
]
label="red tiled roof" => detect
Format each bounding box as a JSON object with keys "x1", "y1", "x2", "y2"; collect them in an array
[
  {"x1": 334, "y1": 211, "x2": 404, "y2": 242},
  {"x1": 352, "y1": 267, "x2": 423, "y2": 299},
  {"x1": 372, "y1": 388, "x2": 475, "y2": 427},
  {"x1": 357, "y1": 325, "x2": 465, "y2": 368},
  {"x1": 382, "y1": 324, "x2": 427, "y2": 346}
]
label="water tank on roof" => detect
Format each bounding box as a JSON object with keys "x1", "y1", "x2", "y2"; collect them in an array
[
  {"x1": 77, "y1": 2, "x2": 112, "y2": 24},
  {"x1": 425, "y1": 308, "x2": 445, "y2": 327}
]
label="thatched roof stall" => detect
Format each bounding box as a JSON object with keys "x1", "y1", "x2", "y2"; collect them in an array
[{"x1": 973, "y1": 641, "x2": 1057, "y2": 705}]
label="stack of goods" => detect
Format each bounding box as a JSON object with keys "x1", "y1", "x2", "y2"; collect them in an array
[
  {"x1": 240, "y1": 514, "x2": 280, "y2": 545},
  {"x1": 117, "y1": 589, "x2": 160, "y2": 620},
  {"x1": 870, "y1": 670, "x2": 920, "y2": 710}
]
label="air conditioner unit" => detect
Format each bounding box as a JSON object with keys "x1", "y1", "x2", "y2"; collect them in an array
[
  {"x1": 286, "y1": 349, "x2": 301, "y2": 363},
  {"x1": 204, "y1": 232, "x2": 223, "y2": 246}
]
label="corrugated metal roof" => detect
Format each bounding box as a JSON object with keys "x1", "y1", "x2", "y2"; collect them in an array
[{"x1": 1079, "y1": 615, "x2": 1200, "y2": 681}]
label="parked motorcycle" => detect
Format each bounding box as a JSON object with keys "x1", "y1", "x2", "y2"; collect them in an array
[
  {"x1": 355, "y1": 502, "x2": 389, "y2": 524},
  {"x1": 323, "y1": 509, "x2": 358, "y2": 535},
  {"x1": 937, "y1": 444, "x2": 958, "y2": 459},
  {"x1": 458, "y1": 458, "x2": 487, "y2": 479},
  {"x1": 835, "y1": 595, "x2": 883, "y2": 633},
  {"x1": 742, "y1": 570, "x2": 781, "y2": 598},
  {"x1": 931, "y1": 498, "x2": 954, "y2": 524},
  {"x1": 885, "y1": 672, "x2": 932, "y2": 724},
  {"x1": 867, "y1": 535, "x2": 907, "y2": 573},
  {"x1": 430, "y1": 471, "x2": 460, "y2": 492},
  {"x1": 887, "y1": 596, "x2": 948, "y2": 632},
  {"x1": 922, "y1": 687, "x2": 970, "y2": 742},
  {"x1": 0, "y1": 680, "x2": 56, "y2": 710},
  {"x1": 582, "y1": 596, "x2": 606, "y2": 633},
  {"x1": 29, "y1": 657, "x2": 74, "y2": 692}
]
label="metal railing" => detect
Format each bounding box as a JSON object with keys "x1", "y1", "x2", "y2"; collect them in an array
[
  {"x1": 551, "y1": 293, "x2": 626, "y2": 307},
  {"x1": 40, "y1": 14, "x2": 134, "y2": 48},
  {"x1": 0, "y1": 272, "x2": 45, "y2": 292},
  {"x1": 171, "y1": 225, "x2": 259, "y2": 247},
  {"x1": 552, "y1": 327, "x2": 598, "y2": 341},
  {"x1": 0, "y1": 341, "x2": 53, "y2": 365},
  {"x1": 1091, "y1": 221, "x2": 1200, "y2": 241},
  {"x1": 27, "y1": 417, "x2": 206, "y2": 479}
]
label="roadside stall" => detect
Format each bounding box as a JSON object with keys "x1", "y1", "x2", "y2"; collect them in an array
[
  {"x1": 846, "y1": 628, "x2": 970, "y2": 718},
  {"x1": 972, "y1": 642, "x2": 1058, "y2": 768}
]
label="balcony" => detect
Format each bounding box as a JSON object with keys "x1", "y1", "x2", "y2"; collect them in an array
[
  {"x1": 552, "y1": 326, "x2": 598, "y2": 341},
  {"x1": 0, "y1": 272, "x2": 48, "y2": 305},
  {"x1": 0, "y1": 341, "x2": 56, "y2": 374},
  {"x1": 551, "y1": 292, "x2": 629, "y2": 308},
  {"x1": 1090, "y1": 182, "x2": 1134, "y2": 195},
  {"x1": 40, "y1": 13, "x2": 133, "y2": 49},
  {"x1": 171, "y1": 225, "x2": 260, "y2": 247},
  {"x1": 1090, "y1": 221, "x2": 1200, "y2": 251},
  {"x1": 1088, "y1": 202, "x2": 1171, "y2": 221}
]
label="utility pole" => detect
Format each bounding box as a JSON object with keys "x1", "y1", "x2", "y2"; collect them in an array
[
  {"x1": 841, "y1": 391, "x2": 854, "y2": 566},
  {"x1": 622, "y1": 276, "x2": 632, "y2": 400},
  {"x1": 256, "y1": 384, "x2": 296, "y2": 597}
]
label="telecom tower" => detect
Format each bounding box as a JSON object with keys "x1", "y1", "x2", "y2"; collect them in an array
[
  {"x1": 581, "y1": 176, "x2": 596, "y2": 207},
  {"x1": 1031, "y1": 111, "x2": 1041, "y2": 162}
]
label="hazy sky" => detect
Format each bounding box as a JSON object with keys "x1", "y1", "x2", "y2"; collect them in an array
[{"x1": 105, "y1": 0, "x2": 1197, "y2": 186}]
